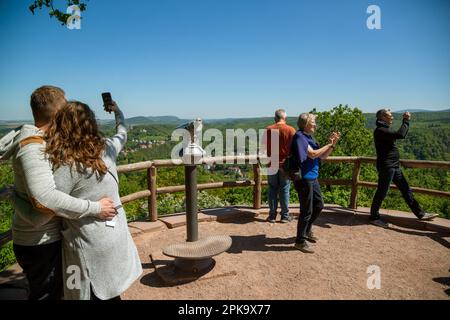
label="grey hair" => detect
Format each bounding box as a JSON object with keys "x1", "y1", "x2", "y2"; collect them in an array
[
  {"x1": 376, "y1": 108, "x2": 391, "y2": 120},
  {"x1": 297, "y1": 113, "x2": 315, "y2": 130},
  {"x1": 274, "y1": 109, "x2": 286, "y2": 122}
]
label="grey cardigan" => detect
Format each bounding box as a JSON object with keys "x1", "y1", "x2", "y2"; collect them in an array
[
  {"x1": 1, "y1": 125, "x2": 102, "y2": 246},
  {"x1": 53, "y1": 110, "x2": 142, "y2": 300}
]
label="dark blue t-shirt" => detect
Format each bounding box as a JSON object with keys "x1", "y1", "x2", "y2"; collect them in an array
[{"x1": 291, "y1": 130, "x2": 320, "y2": 180}]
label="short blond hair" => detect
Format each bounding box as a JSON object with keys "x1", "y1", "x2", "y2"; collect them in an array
[{"x1": 297, "y1": 113, "x2": 316, "y2": 130}]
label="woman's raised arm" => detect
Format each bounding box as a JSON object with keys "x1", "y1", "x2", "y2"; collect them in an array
[{"x1": 106, "y1": 101, "x2": 127, "y2": 160}]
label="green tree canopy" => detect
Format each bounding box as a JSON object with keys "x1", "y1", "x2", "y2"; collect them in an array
[{"x1": 313, "y1": 104, "x2": 373, "y2": 157}]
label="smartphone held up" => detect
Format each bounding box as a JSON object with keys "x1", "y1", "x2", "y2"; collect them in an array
[{"x1": 102, "y1": 92, "x2": 113, "y2": 113}]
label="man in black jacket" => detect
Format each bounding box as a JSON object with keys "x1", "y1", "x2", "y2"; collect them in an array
[{"x1": 370, "y1": 109, "x2": 438, "y2": 228}]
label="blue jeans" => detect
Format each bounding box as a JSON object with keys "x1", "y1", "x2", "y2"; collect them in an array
[
  {"x1": 370, "y1": 167, "x2": 424, "y2": 220},
  {"x1": 267, "y1": 169, "x2": 291, "y2": 220}
]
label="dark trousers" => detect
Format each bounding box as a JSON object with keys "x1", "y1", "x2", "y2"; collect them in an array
[
  {"x1": 294, "y1": 179, "x2": 324, "y2": 243},
  {"x1": 13, "y1": 240, "x2": 63, "y2": 300},
  {"x1": 370, "y1": 167, "x2": 424, "y2": 220}
]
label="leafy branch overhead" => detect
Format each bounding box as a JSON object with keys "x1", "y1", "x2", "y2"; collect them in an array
[{"x1": 28, "y1": 0, "x2": 88, "y2": 25}]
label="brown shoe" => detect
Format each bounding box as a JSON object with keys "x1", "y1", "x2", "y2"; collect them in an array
[{"x1": 294, "y1": 242, "x2": 314, "y2": 253}]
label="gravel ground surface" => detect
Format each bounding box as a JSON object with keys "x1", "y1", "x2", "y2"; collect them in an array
[{"x1": 123, "y1": 208, "x2": 450, "y2": 300}]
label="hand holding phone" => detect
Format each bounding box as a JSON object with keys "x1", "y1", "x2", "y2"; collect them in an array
[
  {"x1": 102, "y1": 92, "x2": 113, "y2": 113},
  {"x1": 403, "y1": 112, "x2": 411, "y2": 121},
  {"x1": 329, "y1": 131, "x2": 341, "y2": 146}
]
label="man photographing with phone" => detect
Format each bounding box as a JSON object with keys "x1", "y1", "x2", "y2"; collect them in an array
[{"x1": 369, "y1": 109, "x2": 438, "y2": 228}]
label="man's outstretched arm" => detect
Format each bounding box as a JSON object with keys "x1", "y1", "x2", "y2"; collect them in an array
[{"x1": 378, "y1": 119, "x2": 409, "y2": 140}]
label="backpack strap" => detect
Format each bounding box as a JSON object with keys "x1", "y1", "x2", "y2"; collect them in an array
[{"x1": 107, "y1": 169, "x2": 119, "y2": 186}]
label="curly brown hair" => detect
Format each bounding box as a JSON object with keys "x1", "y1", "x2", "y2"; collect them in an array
[{"x1": 45, "y1": 101, "x2": 108, "y2": 178}]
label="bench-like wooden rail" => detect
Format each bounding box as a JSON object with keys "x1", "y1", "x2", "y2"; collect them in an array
[{"x1": 1, "y1": 156, "x2": 449, "y2": 246}]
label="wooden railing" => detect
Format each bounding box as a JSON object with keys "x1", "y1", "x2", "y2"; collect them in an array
[
  {"x1": 115, "y1": 155, "x2": 450, "y2": 221},
  {"x1": 116, "y1": 156, "x2": 263, "y2": 221},
  {"x1": 1, "y1": 156, "x2": 449, "y2": 246}
]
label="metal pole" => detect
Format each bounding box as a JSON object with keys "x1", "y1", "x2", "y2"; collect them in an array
[{"x1": 185, "y1": 164, "x2": 198, "y2": 242}]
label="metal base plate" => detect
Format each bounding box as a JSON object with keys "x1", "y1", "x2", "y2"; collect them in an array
[{"x1": 173, "y1": 257, "x2": 214, "y2": 274}]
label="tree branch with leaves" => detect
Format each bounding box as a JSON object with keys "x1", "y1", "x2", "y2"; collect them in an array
[{"x1": 29, "y1": 0, "x2": 88, "y2": 26}]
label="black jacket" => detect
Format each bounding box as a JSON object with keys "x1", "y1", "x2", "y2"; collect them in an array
[{"x1": 374, "y1": 119, "x2": 409, "y2": 169}]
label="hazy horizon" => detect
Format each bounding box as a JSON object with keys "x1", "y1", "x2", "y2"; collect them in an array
[{"x1": 1, "y1": 106, "x2": 449, "y2": 122}]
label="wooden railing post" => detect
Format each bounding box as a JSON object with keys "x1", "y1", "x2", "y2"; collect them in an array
[
  {"x1": 349, "y1": 159, "x2": 361, "y2": 209},
  {"x1": 148, "y1": 166, "x2": 157, "y2": 221},
  {"x1": 253, "y1": 163, "x2": 261, "y2": 209}
]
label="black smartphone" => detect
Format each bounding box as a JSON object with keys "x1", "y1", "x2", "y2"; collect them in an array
[{"x1": 102, "y1": 92, "x2": 113, "y2": 113}]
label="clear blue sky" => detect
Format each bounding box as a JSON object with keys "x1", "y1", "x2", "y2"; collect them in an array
[{"x1": 0, "y1": 0, "x2": 449, "y2": 120}]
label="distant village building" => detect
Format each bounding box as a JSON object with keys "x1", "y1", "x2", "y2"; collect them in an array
[
  {"x1": 139, "y1": 140, "x2": 151, "y2": 149},
  {"x1": 226, "y1": 166, "x2": 243, "y2": 178}
]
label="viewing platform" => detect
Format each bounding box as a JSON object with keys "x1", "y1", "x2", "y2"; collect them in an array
[
  {"x1": 1, "y1": 205, "x2": 449, "y2": 300},
  {"x1": 0, "y1": 156, "x2": 449, "y2": 299}
]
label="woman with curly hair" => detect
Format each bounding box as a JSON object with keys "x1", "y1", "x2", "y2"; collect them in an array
[{"x1": 45, "y1": 100, "x2": 142, "y2": 300}]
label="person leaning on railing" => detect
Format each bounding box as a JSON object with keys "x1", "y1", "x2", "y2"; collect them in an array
[
  {"x1": 369, "y1": 109, "x2": 438, "y2": 228},
  {"x1": 291, "y1": 113, "x2": 341, "y2": 254}
]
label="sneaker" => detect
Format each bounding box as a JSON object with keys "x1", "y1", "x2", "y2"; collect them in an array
[
  {"x1": 294, "y1": 242, "x2": 314, "y2": 253},
  {"x1": 306, "y1": 231, "x2": 318, "y2": 243},
  {"x1": 266, "y1": 216, "x2": 276, "y2": 223},
  {"x1": 419, "y1": 213, "x2": 439, "y2": 221},
  {"x1": 370, "y1": 219, "x2": 389, "y2": 229},
  {"x1": 280, "y1": 216, "x2": 293, "y2": 223}
]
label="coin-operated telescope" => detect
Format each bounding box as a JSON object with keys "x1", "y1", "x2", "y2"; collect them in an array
[
  {"x1": 163, "y1": 118, "x2": 232, "y2": 274},
  {"x1": 176, "y1": 118, "x2": 206, "y2": 165}
]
